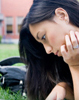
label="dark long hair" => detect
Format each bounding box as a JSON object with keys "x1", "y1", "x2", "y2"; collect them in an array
[{"x1": 19, "y1": 0, "x2": 79, "y2": 100}]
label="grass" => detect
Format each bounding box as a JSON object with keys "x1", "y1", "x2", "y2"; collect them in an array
[
  {"x1": 0, "y1": 44, "x2": 19, "y2": 61},
  {"x1": 0, "y1": 44, "x2": 27, "y2": 100},
  {"x1": 0, "y1": 87, "x2": 26, "y2": 100},
  {"x1": 0, "y1": 44, "x2": 24, "y2": 66}
]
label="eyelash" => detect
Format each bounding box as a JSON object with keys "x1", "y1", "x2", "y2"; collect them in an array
[{"x1": 42, "y1": 34, "x2": 46, "y2": 40}]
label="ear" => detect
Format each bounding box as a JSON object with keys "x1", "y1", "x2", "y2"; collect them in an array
[{"x1": 55, "y1": 8, "x2": 69, "y2": 23}]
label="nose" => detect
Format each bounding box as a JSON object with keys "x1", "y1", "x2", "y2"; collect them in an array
[{"x1": 43, "y1": 44, "x2": 53, "y2": 54}]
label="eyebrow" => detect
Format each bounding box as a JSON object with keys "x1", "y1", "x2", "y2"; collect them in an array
[{"x1": 36, "y1": 32, "x2": 40, "y2": 40}]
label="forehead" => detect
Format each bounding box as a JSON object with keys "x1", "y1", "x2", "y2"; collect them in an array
[
  {"x1": 29, "y1": 21, "x2": 47, "y2": 31},
  {"x1": 29, "y1": 20, "x2": 53, "y2": 35}
]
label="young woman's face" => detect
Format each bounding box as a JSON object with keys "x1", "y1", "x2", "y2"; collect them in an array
[{"x1": 29, "y1": 8, "x2": 75, "y2": 56}]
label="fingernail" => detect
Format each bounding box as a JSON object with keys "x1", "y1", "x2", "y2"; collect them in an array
[
  {"x1": 70, "y1": 30, "x2": 74, "y2": 34},
  {"x1": 75, "y1": 31, "x2": 79, "y2": 34},
  {"x1": 65, "y1": 35, "x2": 68, "y2": 38}
]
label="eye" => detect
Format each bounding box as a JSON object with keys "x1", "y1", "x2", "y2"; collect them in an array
[{"x1": 42, "y1": 34, "x2": 46, "y2": 40}]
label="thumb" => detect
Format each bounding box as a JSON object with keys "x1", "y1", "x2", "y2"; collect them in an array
[{"x1": 61, "y1": 45, "x2": 67, "y2": 58}]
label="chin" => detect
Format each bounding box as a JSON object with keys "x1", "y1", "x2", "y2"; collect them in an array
[{"x1": 58, "y1": 52, "x2": 62, "y2": 57}]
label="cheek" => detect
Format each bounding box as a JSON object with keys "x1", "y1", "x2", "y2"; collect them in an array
[{"x1": 48, "y1": 34, "x2": 56, "y2": 45}]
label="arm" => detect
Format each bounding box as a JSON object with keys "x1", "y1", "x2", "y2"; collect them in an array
[
  {"x1": 45, "y1": 82, "x2": 74, "y2": 100},
  {"x1": 69, "y1": 66, "x2": 79, "y2": 100},
  {"x1": 61, "y1": 31, "x2": 79, "y2": 100}
]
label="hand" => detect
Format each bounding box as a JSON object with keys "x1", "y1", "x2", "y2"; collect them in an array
[
  {"x1": 61, "y1": 31, "x2": 79, "y2": 67},
  {"x1": 45, "y1": 82, "x2": 66, "y2": 100}
]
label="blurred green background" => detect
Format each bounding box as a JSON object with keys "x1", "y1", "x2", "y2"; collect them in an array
[{"x1": 0, "y1": 44, "x2": 26, "y2": 100}]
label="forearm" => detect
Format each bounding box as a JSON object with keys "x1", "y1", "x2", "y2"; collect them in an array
[
  {"x1": 58, "y1": 82, "x2": 74, "y2": 100},
  {"x1": 69, "y1": 66, "x2": 79, "y2": 100}
]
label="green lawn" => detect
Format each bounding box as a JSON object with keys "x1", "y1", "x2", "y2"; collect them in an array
[
  {"x1": 0, "y1": 44, "x2": 19, "y2": 61},
  {"x1": 0, "y1": 44, "x2": 26, "y2": 100}
]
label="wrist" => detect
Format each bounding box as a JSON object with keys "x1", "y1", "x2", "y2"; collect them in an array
[{"x1": 69, "y1": 65, "x2": 79, "y2": 75}]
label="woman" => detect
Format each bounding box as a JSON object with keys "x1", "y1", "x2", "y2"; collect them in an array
[{"x1": 19, "y1": 0, "x2": 79, "y2": 99}]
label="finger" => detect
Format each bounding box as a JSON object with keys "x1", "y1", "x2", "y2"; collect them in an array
[
  {"x1": 57, "y1": 98, "x2": 64, "y2": 100},
  {"x1": 57, "y1": 88, "x2": 66, "y2": 100},
  {"x1": 70, "y1": 31, "x2": 78, "y2": 48},
  {"x1": 57, "y1": 93, "x2": 65, "y2": 100},
  {"x1": 75, "y1": 31, "x2": 79, "y2": 44},
  {"x1": 45, "y1": 91, "x2": 57, "y2": 100},
  {"x1": 61, "y1": 45, "x2": 67, "y2": 58},
  {"x1": 65, "y1": 35, "x2": 72, "y2": 51}
]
